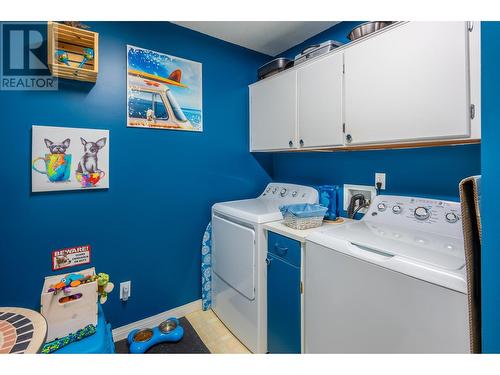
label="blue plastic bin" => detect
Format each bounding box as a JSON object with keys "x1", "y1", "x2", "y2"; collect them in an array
[{"x1": 56, "y1": 303, "x2": 115, "y2": 354}]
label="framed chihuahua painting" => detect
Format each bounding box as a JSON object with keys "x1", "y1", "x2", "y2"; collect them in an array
[{"x1": 32, "y1": 125, "x2": 109, "y2": 192}]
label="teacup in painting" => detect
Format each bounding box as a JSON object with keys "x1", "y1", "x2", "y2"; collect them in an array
[{"x1": 76, "y1": 171, "x2": 105, "y2": 188}]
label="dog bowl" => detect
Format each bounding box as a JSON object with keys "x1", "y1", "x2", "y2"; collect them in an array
[
  {"x1": 127, "y1": 317, "x2": 184, "y2": 354},
  {"x1": 132, "y1": 328, "x2": 154, "y2": 342},
  {"x1": 159, "y1": 319, "x2": 177, "y2": 333},
  {"x1": 347, "y1": 21, "x2": 394, "y2": 41}
]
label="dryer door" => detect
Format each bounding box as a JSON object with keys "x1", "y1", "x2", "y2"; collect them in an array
[{"x1": 212, "y1": 215, "x2": 256, "y2": 300}]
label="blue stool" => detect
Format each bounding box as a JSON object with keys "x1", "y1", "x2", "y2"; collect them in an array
[{"x1": 127, "y1": 318, "x2": 184, "y2": 354}]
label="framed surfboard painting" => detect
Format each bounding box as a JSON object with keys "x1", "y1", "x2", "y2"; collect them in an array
[{"x1": 126, "y1": 45, "x2": 203, "y2": 132}]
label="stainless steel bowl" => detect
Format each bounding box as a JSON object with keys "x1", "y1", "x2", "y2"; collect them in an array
[
  {"x1": 159, "y1": 319, "x2": 178, "y2": 333},
  {"x1": 347, "y1": 21, "x2": 394, "y2": 41}
]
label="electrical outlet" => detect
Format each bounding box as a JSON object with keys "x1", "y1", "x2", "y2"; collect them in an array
[
  {"x1": 375, "y1": 173, "x2": 386, "y2": 190},
  {"x1": 120, "y1": 281, "x2": 131, "y2": 301}
]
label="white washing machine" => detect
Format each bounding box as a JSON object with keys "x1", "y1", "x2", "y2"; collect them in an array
[
  {"x1": 211, "y1": 183, "x2": 318, "y2": 353},
  {"x1": 305, "y1": 195, "x2": 470, "y2": 353}
]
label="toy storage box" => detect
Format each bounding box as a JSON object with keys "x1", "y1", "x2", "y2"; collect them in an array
[{"x1": 41, "y1": 267, "x2": 98, "y2": 342}]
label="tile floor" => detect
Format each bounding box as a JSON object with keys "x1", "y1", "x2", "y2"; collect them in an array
[{"x1": 185, "y1": 309, "x2": 250, "y2": 354}]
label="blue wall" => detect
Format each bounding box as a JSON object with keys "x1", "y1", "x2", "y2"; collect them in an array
[
  {"x1": 0, "y1": 21, "x2": 272, "y2": 328},
  {"x1": 273, "y1": 22, "x2": 481, "y2": 210},
  {"x1": 480, "y1": 22, "x2": 500, "y2": 353},
  {"x1": 274, "y1": 145, "x2": 480, "y2": 206}
]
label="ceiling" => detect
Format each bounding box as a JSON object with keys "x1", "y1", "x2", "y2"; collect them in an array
[{"x1": 172, "y1": 21, "x2": 340, "y2": 56}]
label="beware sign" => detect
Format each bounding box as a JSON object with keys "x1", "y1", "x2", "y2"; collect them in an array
[{"x1": 52, "y1": 245, "x2": 91, "y2": 271}]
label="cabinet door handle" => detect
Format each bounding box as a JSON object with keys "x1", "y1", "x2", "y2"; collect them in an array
[
  {"x1": 274, "y1": 244, "x2": 288, "y2": 256},
  {"x1": 265, "y1": 257, "x2": 272, "y2": 266},
  {"x1": 289, "y1": 140, "x2": 293, "y2": 147},
  {"x1": 346, "y1": 134, "x2": 353, "y2": 144},
  {"x1": 299, "y1": 139, "x2": 304, "y2": 147}
]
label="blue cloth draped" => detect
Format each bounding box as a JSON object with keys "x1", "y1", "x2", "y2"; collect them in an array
[{"x1": 201, "y1": 222, "x2": 212, "y2": 310}]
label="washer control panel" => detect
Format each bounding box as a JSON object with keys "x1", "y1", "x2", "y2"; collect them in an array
[
  {"x1": 365, "y1": 195, "x2": 462, "y2": 238},
  {"x1": 260, "y1": 183, "x2": 319, "y2": 203}
]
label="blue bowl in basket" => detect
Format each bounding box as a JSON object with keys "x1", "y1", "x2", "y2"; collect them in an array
[
  {"x1": 279, "y1": 203, "x2": 328, "y2": 218},
  {"x1": 280, "y1": 204, "x2": 328, "y2": 230}
]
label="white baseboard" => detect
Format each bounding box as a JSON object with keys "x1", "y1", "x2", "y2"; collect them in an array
[{"x1": 112, "y1": 299, "x2": 202, "y2": 342}]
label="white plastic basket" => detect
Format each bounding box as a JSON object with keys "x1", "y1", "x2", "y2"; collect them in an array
[{"x1": 282, "y1": 213, "x2": 324, "y2": 230}]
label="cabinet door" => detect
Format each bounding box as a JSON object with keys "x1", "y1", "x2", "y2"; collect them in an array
[
  {"x1": 298, "y1": 52, "x2": 344, "y2": 148},
  {"x1": 250, "y1": 71, "x2": 297, "y2": 151},
  {"x1": 344, "y1": 22, "x2": 470, "y2": 145},
  {"x1": 267, "y1": 253, "x2": 301, "y2": 353}
]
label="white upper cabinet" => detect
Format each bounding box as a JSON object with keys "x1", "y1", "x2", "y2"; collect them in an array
[
  {"x1": 298, "y1": 52, "x2": 344, "y2": 148},
  {"x1": 344, "y1": 22, "x2": 471, "y2": 145},
  {"x1": 249, "y1": 22, "x2": 479, "y2": 152},
  {"x1": 250, "y1": 70, "x2": 297, "y2": 151}
]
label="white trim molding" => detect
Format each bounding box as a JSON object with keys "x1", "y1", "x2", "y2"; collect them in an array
[{"x1": 112, "y1": 299, "x2": 202, "y2": 342}]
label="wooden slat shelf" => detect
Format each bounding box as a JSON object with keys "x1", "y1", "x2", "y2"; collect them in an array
[
  {"x1": 47, "y1": 21, "x2": 99, "y2": 83},
  {"x1": 282, "y1": 139, "x2": 481, "y2": 153}
]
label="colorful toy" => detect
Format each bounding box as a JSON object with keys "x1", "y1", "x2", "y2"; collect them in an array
[
  {"x1": 47, "y1": 273, "x2": 90, "y2": 294},
  {"x1": 46, "y1": 271, "x2": 113, "y2": 304},
  {"x1": 78, "y1": 48, "x2": 94, "y2": 68},
  {"x1": 93, "y1": 272, "x2": 114, "y2": 304},
  {"x1": 41, "y1": 324, "x2": 96, "y2": 354},
  {"x1": 127, "y1": 318, "x2": 184, "y2": 354},
  {"x1": 62, "y1": 273, "x2": 85, "y2": 285},
  {"x1": 55, "y1": 50, "x2": 70, "y2": 66}
]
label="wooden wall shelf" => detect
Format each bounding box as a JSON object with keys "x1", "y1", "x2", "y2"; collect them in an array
[
  {"x1": 285, "y1": 139, "x2": 481, "y2": 153},
  {"x1": 47, "y1": 22, "x2": 99, "y2": 82}
]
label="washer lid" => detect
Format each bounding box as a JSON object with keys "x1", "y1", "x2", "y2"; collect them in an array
[
  {"x1": 307, "y1": 221, "x2": 467, "y2": 293},
  {"x1": 309, "y1": 221, "x2": 465, "y2": 270},
  {"x1": 213, "y1": 199, "x2": 283, "y2": 223}
]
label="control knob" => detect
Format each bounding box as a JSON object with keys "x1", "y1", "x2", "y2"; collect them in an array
[
  {"x1": 445, "y1": 212, "x2": 459, "y2": 223},
  {"x1": 280, "y1": 188, "x2": 288, "y2": 197},
  {"x1": 272, "y1": 187, "x2": 278, "y2": 194},
  {"x1": 377, "y1": 203, "x2": 387, "y2": 212},
  {"x1": 291, "y1": 191, "x2": 298, "y2": 197},
  {"x1": 392, "y1": 205, "x2": 402, "y2": 214},
  {"x1": 414, "y1": 206, "x2": 430, "y2": 221}
]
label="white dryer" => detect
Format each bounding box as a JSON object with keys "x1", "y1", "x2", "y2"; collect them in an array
[
  {"x1": 212, "y1": 183, "x2": 318, "y2": 353},
  {"x1": 305, "y1": 195, "x2": 470, "y2": 353}
]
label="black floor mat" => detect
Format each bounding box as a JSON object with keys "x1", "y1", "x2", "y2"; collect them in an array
[{"x1": 114, "y1": 317, "x2": 210, "y2": 354}]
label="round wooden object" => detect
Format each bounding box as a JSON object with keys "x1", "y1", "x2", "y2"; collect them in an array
[
  {"x1": 323, "y1": 217, "x2": 345, "y2": 224},
  {"x1": 0, "y1": 307, "x2": 47, "y2": 354}
]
